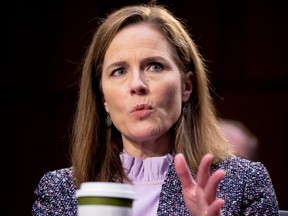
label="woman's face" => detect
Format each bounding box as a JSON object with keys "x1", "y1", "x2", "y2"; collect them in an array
[{"x1": 102, "y1": 24, "x2": 192, "y2": 154}]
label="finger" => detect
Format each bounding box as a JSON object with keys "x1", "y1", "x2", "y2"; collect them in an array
[
  {"x1": 174, "y1": 153, "x2": 196, "y2": 190},
  {"x1": 205, "y1": 169, "x2": 226, "y2": 204},
  {"x1": 197, "y1": 154, "x2": 213, "y2": 188},
  {"x1": 206, "y1": 198, "x2": 225, "y2": 216}
]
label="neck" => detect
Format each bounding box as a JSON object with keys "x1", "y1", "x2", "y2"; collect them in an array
[{"x1": 122, "y1": 135, "x2": 172, "y2": 160}]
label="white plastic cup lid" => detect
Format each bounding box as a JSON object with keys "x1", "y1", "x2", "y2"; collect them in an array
[{"x1": 75, "y1": 182, "x2": 135, "y2": 200}]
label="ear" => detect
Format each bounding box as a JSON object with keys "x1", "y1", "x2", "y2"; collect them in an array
[
  {"x1": 182, "y1": 71, "x2": 193, "y2": 102},
  {"x1": 102, "y1": 96, "x2": 109, "y2": 113}
]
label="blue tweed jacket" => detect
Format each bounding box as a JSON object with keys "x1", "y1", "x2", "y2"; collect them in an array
[{"x1": 32, "y1": 156, "x2": 279, "y2": 215}]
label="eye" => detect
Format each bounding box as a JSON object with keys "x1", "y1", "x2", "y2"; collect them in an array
[
  {"x1": 112, "y1": 68, "x2": 126, "y2": 76},
  {"x1": 149, "y1": 62, "x2": 164, "y2": 72}
]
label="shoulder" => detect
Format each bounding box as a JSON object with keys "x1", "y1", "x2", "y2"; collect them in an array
[
  {"x1": 213, "y1": 156, "x2": 269, "y2": 176},
  {"x1": 42, "y1": 167, "x2": 74, "y2": 179},
  {"x1": 213, "y1": 156, "x2": 276, "y2": 187},
  {"x1": 36, "y1": 167, "x2": 76, "y2": 195},
  {"x1": 214, "y1": 157, "x2": 279, "y2": 214},
  {"x1": 32, "y1": 167, "x2": 77, "y2": 215},
  {"x1": 211, "y1": 157, "x2": 275, "y2": 192},
  {"x1": 212, "y1": 156, "x2": 277, "y2": 198},
  {"x1": 39, "y1": 167, "x2": 74, "y2": 181}
]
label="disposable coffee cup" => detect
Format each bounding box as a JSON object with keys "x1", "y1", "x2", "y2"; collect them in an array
[{"x1": 75, "y1": 182, "x2": 135, "y2": 216}]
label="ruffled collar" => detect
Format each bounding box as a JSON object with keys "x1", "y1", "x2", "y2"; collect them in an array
[{"x1": 120, "y1": 150, "x2": 174, "y2": 183}]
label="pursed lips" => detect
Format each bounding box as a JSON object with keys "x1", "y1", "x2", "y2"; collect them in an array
[{"x1": 130, "y1": 104, "x2": 153, "y2": 113}]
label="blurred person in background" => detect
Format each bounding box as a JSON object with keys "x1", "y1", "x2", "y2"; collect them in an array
[{"x1": 219, "y1": 119, "x2": 259, "y2": 161}]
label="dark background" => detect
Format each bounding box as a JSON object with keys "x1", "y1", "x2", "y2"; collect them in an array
[{"x1": 3, "y1": 0, "x2": 287, "y2": 215}]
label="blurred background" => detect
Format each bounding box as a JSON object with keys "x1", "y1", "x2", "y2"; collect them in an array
[{"x1": 3, "y1": 0, "x2": 287, "y2": 215}]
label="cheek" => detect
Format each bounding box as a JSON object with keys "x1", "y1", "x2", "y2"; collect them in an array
[
  {"x1": 103, "y1": 89, "x2": 126, "y2": 113},
  {"x1": 158, "y1": 83, "x2": 182, "y2": 114}
]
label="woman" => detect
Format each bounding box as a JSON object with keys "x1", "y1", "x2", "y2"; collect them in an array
[{"x1": 32, "y1": 3, "x2": 279, "y2": 216}]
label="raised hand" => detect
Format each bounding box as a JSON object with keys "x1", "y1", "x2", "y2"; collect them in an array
[{"x1": 175, "y1": 153, "x2": 226, "y2": 216}]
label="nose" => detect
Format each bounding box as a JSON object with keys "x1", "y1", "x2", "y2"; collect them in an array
[{"x1": 129, "y1": 72, "x2": 149, "y2": 95}]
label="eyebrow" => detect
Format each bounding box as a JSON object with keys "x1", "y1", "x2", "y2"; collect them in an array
[
  {"x1": 141, "y1": 56, "x2": 169, "y2": 65},
  {"x1": 105, "y1": 56, "x2": 170, "y2": 72},
  {"x1": 105, "y1": 61, "x2": 128, "y2": 72}
]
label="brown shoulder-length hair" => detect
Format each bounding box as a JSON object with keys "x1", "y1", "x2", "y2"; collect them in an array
[{"x1": 71, "y1": 3, "x2": 233, "y2": 187}]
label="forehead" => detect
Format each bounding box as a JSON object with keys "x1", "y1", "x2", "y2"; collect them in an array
[
  {"x1": 113, "y1": 23, "x2": 166, "y2": 41},
  {"x1": 104, "y1": 24, "x2": 173, "y2": 58}
]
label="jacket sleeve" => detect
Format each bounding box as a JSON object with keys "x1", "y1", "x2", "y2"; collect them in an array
[
  {"x1": 242, "y1": 161, "x2": 279, "y2": 215},
  {"x1": 31, "y1": 168, "x2": 77, "y2": 216}
]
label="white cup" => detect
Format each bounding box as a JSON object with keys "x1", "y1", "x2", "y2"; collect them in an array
[{"x1": 75, "y1": 182, "x2": 135, "y2": 216}]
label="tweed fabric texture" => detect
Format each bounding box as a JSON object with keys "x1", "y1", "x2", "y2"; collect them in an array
[{"x1": 32, "y1": 156, "x2": 279, "y2": 215}]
